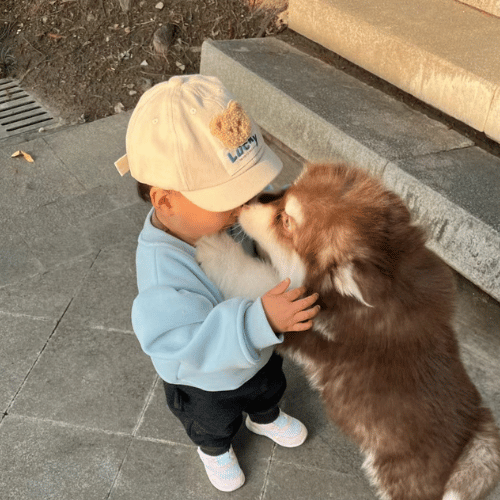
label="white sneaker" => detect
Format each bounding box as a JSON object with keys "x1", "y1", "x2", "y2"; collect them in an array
[
  {"x1": 197, "y1": 446, "x2": 245, "y2": 492},
  {"x1": 245, "y1": 410, "x2": 308, "y2": 447}
]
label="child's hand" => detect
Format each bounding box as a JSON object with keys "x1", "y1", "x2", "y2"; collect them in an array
[{"x1": 261, "y1": 278, "x2": 320, "y2": 333}]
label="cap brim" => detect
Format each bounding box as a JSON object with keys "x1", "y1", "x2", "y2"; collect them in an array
[
  {"x1": 115, "y1": 154, "x2": 130, "y2": 176},
  {"x1": 181, "y1": 145, "x2": 283, "y2": 212}
]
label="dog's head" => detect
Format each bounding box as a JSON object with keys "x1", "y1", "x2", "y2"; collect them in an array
[{"x1": 239, "y1": 163, "x2": 426, "y2": 307}]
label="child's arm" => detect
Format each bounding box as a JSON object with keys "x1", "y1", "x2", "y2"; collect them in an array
[{"x1": 132, "y1": 281, "x2": 282, "y2": 378}]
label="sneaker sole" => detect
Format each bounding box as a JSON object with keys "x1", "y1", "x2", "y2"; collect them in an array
[{"x1": 207, "y1": 474, "x2": 245, "y2": 493}]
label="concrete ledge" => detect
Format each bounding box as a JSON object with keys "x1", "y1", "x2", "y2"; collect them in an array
[
  {"x1": 200, "y1": 37, "x2": 500, "y2": 302},
  {"x1": 287, "y1": 0, "x2": 500, "y2": 143}
]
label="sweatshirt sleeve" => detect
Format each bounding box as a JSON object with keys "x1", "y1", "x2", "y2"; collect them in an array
[{"x1": 131, "y1": 284, "x2": 282, "y2": 374}]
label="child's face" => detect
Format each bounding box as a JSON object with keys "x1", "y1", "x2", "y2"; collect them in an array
[
  {"x1": 154, "y1": 190, "x2": 240, "y2": 245},
  {"x1": 175, "y1": 193, "x2": 240, "y2": 237}
]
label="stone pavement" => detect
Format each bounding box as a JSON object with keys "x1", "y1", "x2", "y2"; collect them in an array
[{"x1": 0, "y1": 114, "x2": 499, "y2": 499}]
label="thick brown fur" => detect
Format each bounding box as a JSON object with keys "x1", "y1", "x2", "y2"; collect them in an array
[{"x1": 240, "y1": 163, "x2": 500, "y2": 500}]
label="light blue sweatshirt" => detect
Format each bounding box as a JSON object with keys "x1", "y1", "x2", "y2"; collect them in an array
[{"x1": 131, "y1": 208, "x2": 283, "y2": 391}]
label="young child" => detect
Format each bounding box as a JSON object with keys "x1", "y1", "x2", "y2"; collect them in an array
[{"x1": 115, "y1": 75, "x2": 320, "y2": 492}]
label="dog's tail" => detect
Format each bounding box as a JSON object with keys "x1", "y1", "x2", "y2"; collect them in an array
[{"x1": 443, "y1": 409, "x2": 500, "y2": 500}]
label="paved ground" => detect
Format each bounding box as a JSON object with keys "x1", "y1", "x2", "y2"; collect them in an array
[{"x1": 0, "y1": 114, "x2": 499, "y2": 499}]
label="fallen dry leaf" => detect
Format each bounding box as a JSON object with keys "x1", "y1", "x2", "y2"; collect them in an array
[{"x1": 11, "y1": 150, "x2": 34, "y2": 163}]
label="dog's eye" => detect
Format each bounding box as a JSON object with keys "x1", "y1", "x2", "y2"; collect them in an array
[{"x1": 282, "y1": 213, "x2": 293, "y2": 232}]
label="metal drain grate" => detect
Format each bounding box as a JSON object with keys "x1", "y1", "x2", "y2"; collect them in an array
[{"x1": 0, "y1": 78, "x2": 56, "y2": 139}]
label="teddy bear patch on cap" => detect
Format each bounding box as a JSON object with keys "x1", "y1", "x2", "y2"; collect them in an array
[{"x1": 209, "y1": 101, "x2": 252, "y2": 149}]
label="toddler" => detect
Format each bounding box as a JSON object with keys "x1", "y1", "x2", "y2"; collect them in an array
[{"x1": 115, "y1": 75, "x2": 319, "y2": 492}]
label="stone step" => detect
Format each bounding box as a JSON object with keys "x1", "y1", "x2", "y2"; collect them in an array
[
  {"x1": 287, "y1": 0, "x2": 500, "y2": 143},
  {"x1": 200, "y1": 36, "x2": 500, "y2": 303}
]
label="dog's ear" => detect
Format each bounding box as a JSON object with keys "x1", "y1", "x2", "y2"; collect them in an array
[{"x1": 321, "y1": 262, "x2": 372, "y2": 307}]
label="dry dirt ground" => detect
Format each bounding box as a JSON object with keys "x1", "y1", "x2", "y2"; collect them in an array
[
  {"x1": 1, "y1": 0, "x2": 499, "y2": 157},
  {"x1": 0, "y1": 0, "x2": 286, "y2": 123}
]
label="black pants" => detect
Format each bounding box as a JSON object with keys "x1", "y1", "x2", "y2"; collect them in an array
[{"x1": 164, "y1": 353, "x2": 287, "y2": 456}]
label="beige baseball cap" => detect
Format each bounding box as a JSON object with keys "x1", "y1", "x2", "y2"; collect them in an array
[{"x1": 115, "y1": 75, "x2": 283, "y2": 212}]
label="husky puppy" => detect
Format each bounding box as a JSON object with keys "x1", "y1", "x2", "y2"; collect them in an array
[{"x1": 196, "y1": 163, "x2": 500, "y2": 500}]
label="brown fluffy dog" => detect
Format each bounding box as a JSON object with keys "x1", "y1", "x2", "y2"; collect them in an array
[{"x1": 196, "y1": 163, "x2": 500, "y2": 500}]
